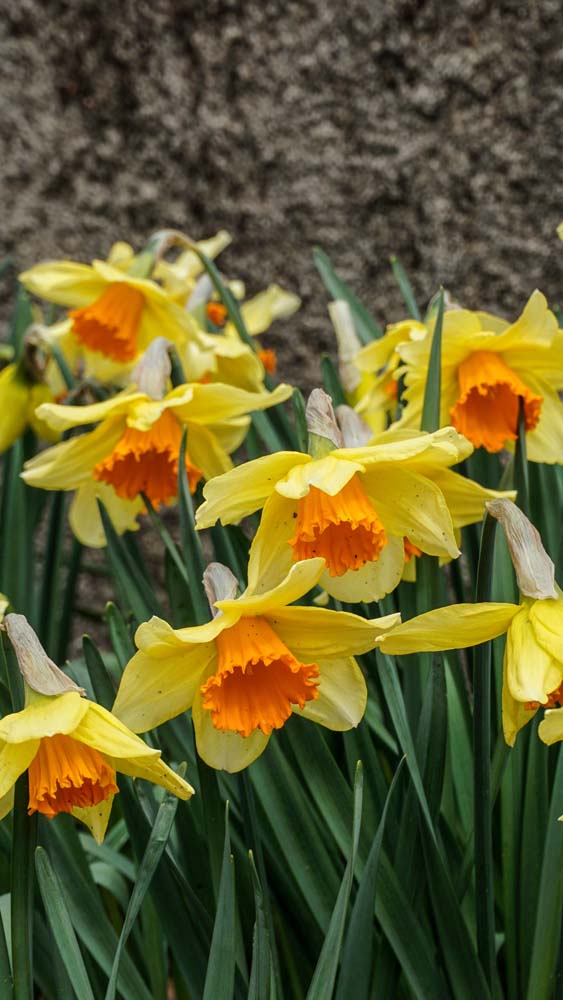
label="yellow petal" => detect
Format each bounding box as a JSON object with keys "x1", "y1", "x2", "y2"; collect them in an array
[
  {"x1": 520, "y1": 374, "x2": 563, "y2": 465},
  {"x1": 192, "y1": 690, "x2": 269, "y2": 772},
  {"x1": 539, "y1": 707, "x2": 563, "y2": 746},
  {"x1": 294, "y1": 656, "x2": 366, "y2": 730},
  {"x1": 361, "y1": 466, "x2": 459, "y2": 558},
  {"x1": 266, "y1": 606, "x2": 400, "y2": 659},
  {"x1": 35, "y1": 391, "x2": 141, "y2": 432},
  {"x1": 109, "y1": 753, "x2": 194, "y2": 799},
  {"x1": 0, "y1": 786, "x2": 15, "y2": 822},
  {"x1": 239, "y1": 284, "x2": 300, "y2": 335},
  {"x1": 196, "y1": 452, "x2": 307, "y2": 529},
  {"x1": 246, "y1": 493, "x2": 299, "y2": 595},
  {"x1": 379, "y1": 603, "x2": 519, "y2": 655},
  {"x1": 21, "y1": 419, "x2": 124, "y2": 491},
  {"x1": 0, "y1": 692, "x2": 88, "y2": 744},
  {"x1": 502, "y1": 651, "x2": 537, "y2": 747},
  {"x1": 68, "y1": 482, "x2": 143, "y2": 548},
  {"x1": 428, "y1": 469, "x2": 516, "y2": 528},
  {"x1": 276, "y1": 455, "x2": 364, "y2": 500},
  {"x1": 505, "y1": 604, "x2": 562, "y2": 704},
  {"x1": 320, "y1": 534, "x2": 405, "y2": 603},
  {"x1": 217, "y1": 558, "x2": 326, "y2": 616},
  {"x1": 347, "y1": 426, "x2": 473, "y2": 471},
  {"x1": 0, "y1": 740, "x2": 39, "y2": 800},
  {"x1": 0, "y1": 366, "x2": 29, "y2": 452},
  {"x1": 135, "y1": 612, "x2": 237, "y2": 653},
  {"x1": 529, "y1": 593, "x2": 563, "y2": 660},
  {"x1": 112, "y1": 644, "x2": 217, "y2": 734},
  {"x1": 72, "y1": 796, "x2": 114, "y2": 844},
  {"x1": 182, "y1": 423, "x2": 234, "y2": 481},
  {"x1": 171, "y1": 382, "x2": 293, "y2": 426},
  {"x1": 19, "y1": 261, "x2": 106, "y2": 307},
  {"x1": 27, "y1": 384, "x2": 60, "y2": 443}
]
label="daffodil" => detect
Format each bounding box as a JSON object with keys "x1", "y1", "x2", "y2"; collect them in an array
[
  {"x1": 154, "y1": 230, "x2": 233, "y2": 303},
  {"x1": 378, "y1": 499, "x2": 563, "y2": 745},
  {"x1": 0, "y1": 333, "x2": 60, "y2": 453},
  {"x1": 113, "y1": 559, "x2": 400, "y2": 772},
  {"x1": 195, "y1": 390, "x2": 513, "y2": 603},
  {"x1": 21, "y1": 341, "x2": 292, "y2": 547},
  {"x1": 0, "y1": 614, "x2": 193, "y2": 842},
  {"x1": 20, "y1": 253, "x2": 196, "y2": 370},
  {"x1": 352, "y1": 316, "x2": 427, "y2": 433},
  {"x1": 393, "y1": 291, "x2": 563, "y2": 461}
]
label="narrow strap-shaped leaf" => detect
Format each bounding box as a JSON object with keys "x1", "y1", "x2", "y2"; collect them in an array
[
  {"x1": 105, "y1": 790, "x2": 180, "y2": 1000},
  {"x1": 141, "y1": 492, "x2": 191, "y2": 588},
  {"x1": 526, "y1": 745, "x2": 563, "y2": 999},
  {"x1": 98, "y1": 502, "x2": 162, "y2": 624},
  {"x1": 35, "y1": 847, "x2": 95, "y2": 1000},
  {"x1": 320, "y1": 355, "x2": 347, "y2": 408},
  {"x1": 514, "y1": 397, "x2": 530, "y2": 516},
  {"x1": 203, "y1": 803, "x2": 236, "y2": 1000},
  {"x1": 247, "y1": 852, "x2": 274, "y2": 1000},
  {"x1": 82, "y1": 635, "x2": 116, "y2": 711},
  {"x1": 420, "y1": 288, "x2": 444, "y2": 433},
  {"x1": 178, "y1": 431, "x2": 209, "y2": 626},
  {"x1": 104, "y1": 602, "x2": 135, "y2": 670},
  {"x1": 336, "y1": 758, "x2": 405, "y2": 1000},
  {"x1": 390, "y1": 256, "x2": 421, "y2": 321},
  {"x1": 306, "y1": 763, "x2": 364, "y2": 1000},
  {"x1": 313, "y1": 247, "x2": 383, "y2": 343},
  {"x1": 292, "y1": 388, "x2": 308, "y2": 453}
]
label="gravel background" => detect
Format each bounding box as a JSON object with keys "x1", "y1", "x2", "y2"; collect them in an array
[{"x1": 2, "y1": 0, "x2": 563, "y2": 385}]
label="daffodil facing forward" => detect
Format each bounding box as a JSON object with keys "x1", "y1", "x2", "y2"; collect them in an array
[
  {"x1": 0, "y1": 614, "x2": 193, "y2": 842},
  {"x1": 22, "y1": 339, "x2": 292, "y2": 547},
  {"x1": 378, "y1": 499, "x2": 563, "y2": 746},
  {"x1": 20, "y1": 247, "x2": 196, "y2": 368},
  {"x1": 113, "y1": 559, "x2": 400, "y2": 772},
  {"x1": 196, "y1": 390, "x2": 513, "y2": 603},
  {"x1": 394, "y1": 291, "x2": 563, "y2": 461}
]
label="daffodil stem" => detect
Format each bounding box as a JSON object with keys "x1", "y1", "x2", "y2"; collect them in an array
[
  {"x1": 473, "y1": 512, "x2": 498, "y2": 988},
  {"x1": 11, "y1": 774, "x2": 37, "y2": 1000}
]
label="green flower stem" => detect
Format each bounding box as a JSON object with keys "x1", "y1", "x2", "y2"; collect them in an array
[{"x1": 473, "y1": 512, "x2": 498, "y2": 988}]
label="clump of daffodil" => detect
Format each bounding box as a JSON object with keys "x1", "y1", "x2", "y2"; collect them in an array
[
  {"x1": 0, "y1": 614, "x2": 193, "y2": 842},
  {"x1": 113, "y1": 559, "x2": 400, "y2": 772},
  {"x1": 351, "y1": 313, "x2": 428, "y2": 433},
  {"x1": 19, "y1": 241, "x2": 197, "y2": 376},
  {"x1": 378, "y1": 499, "x2": 563, "y2": 746},
  {"x1": 21, "y1": 338, "x2": 292, "y2": 547},
  {"x1": 392, "y1": 291, "x2": 563, "y2": 462},
  {"x1": 0, "y1": 331, "x2": 60, "y2": 453},
  {"x1": 195, "y1": 389, "x2": 514, "y2": 604}
]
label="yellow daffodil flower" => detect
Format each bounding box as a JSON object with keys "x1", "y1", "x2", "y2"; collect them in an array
[
  {"x1": 20, "y1": 255, "x2": 196, "y2": 367},
  {"x1": 1, "y1": 614, "x2": 193, "y2": 842},
  {"x1": 21, "y1": 372, "x2": 292, "y2": 547},
  {"x1": 154, "y1": 230, "x2": 233, "y2": 303},
  {"x1": 196, "y1": 390, "x2": 513, "y2": 603},
  {"x1": 393, "y1": 291, "x2": 563, "y2": 461},
  {"x1": 113, "y1": 559, "x2": 400, "y2": 772},
  {"x1": 379, "y1": 500, "x2": 563, "y2": 745},
  {"x1": 0, "y1": 363, "x2": 57, "y2": 452},
  {"x1": 352, "y1": 317, "x2": 427, "y2": 433}
]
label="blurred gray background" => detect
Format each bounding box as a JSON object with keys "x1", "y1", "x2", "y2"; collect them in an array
[{"x1": 2, "y1": 0, "x2": 563, "y2": 383}]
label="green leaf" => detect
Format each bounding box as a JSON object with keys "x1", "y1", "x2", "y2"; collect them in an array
[
  {"x1": 178, "y1": 432, "x2": 209, "y2": 626},
  {"x1": 35, "y1": 847, "x2": 95, "y2": 1000},
  {"x1": 320, "y1": 355, "x2": 347, "y2": 408},
  {"x1": 98, "y1": 503, "x2": 162, "y2": 624},
  {"x1": 203, "y1": 803, "x2": 236, "y2": 1000},
  {"x1": 247, "y1": 853, "x2": 274, "y2": 1000},
  {"x1": 105, "y1": 790, "x2": 180, "y2": 1000},
  {"x1": 307, "y1": 763, "x2": 363, "y2": 1000},
  {"x1": 420, "y1": 288, "x2": 444, "y2": 433},
  {"x1": 336, "y1": 759, "x2": 405, "y2": 1000},
  {"x1": 313, "y1": 247, "x2": 383, "y2": 344},
  {"x1": 390, "y1": 256, "x2": 421, "y2": 321}
]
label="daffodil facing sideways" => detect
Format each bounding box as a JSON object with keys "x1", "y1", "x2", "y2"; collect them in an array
[
  {"x1": 195, "y1": 390, "x2": 514, "y2": 603},
  {"x1": 0, "y1": 332, "x2": 60, "y2": 453},
  {"x1": 352, "y1": 314, "x2": 428, "y2": 434},
  {"x1": 0, "y1": 614, "x2": 193, "y2": 842},
  {"x1": 393, "y1": 291, "x2": 563, "y2": 461},
  {"x1": 21, "y1": 338, "x2": 292, "y2": 547},
  {"x1": 112, "y1": 559, "x2": 400, "y2": 772},
  {"x1": 377, "y1": 499, "x2": 563, "y2": 746}
]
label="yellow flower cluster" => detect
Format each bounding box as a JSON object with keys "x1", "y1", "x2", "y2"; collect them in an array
[{"x1": 1, "y1": 226, "x2": 562, "y2": 841}]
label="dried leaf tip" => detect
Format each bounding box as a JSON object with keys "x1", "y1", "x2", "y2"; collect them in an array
[
  {"x1": 203, "y1": 563, "x2": 239, "y2": 616},
  {"x1": 306, "y1": 388, "x2": 344, "y2": 453},
  {"x1": 131, "y1": 337, "x2": 173, "y2": 399},
  {"x1": 4, "y1": 614, "x2": 85, "y2": 696},
  {"x1": 485, "y1": 498, "x2": 557, "y2": 600}
]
